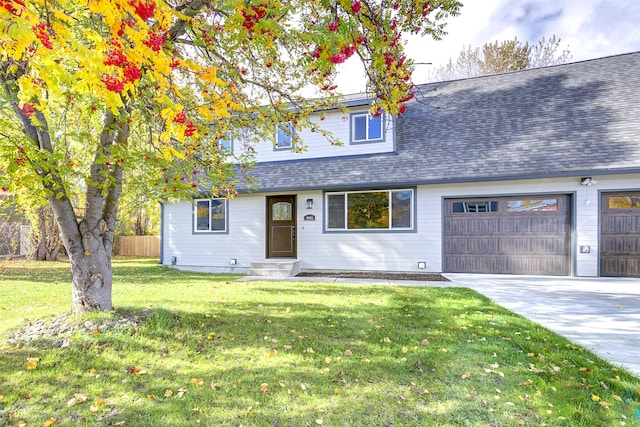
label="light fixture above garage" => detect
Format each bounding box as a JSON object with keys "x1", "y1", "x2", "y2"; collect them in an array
[{"x1": 580, "y1": 177, "x2": 597, "y2": 186}]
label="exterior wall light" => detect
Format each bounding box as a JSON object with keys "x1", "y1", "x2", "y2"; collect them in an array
[
  {"x1": 171, "y1": 256, "x2": 177, "y2": 266},
  {"x1": 580, "y1": 177, "x2": 597, "y2": 186},
  {"x1": 417, "y1": 261, "x2": 426, "y2": 269},
  {"x1": 306, "y1": 198, "x2": 314, "y2": 209},
  {"x1": 230, "y1": 258, "x2": 237, "y2": 265}
]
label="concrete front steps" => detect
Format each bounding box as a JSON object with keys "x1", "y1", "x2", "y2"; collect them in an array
[{"x1": 247, "y1": 260, "x2": 301, "y2": 278}]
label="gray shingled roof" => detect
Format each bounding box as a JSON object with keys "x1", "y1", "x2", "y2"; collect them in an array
[{"x1": 241, "y1": 52, "x2": 640, "y2": 193}]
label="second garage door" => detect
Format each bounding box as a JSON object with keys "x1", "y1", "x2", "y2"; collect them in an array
[
  {"x1": 600, "y1": 192, "x2": 640, "y2": 277},
  {"x1": 444, "y1": 195, "x2": 571, "y2": 275}
]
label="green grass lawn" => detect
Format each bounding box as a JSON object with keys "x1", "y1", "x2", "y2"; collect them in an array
[{"x1": 1, "y1": 258, "x2": 638, "y2": 426}]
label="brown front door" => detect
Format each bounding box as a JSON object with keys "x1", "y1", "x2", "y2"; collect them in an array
[{"x1": 267, "y1": 196, "x2": 297, "y2": 258}]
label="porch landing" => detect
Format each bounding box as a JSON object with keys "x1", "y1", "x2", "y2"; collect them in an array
[{"x1": 247, "y1": 260, "x2": 301, "y2": 278}]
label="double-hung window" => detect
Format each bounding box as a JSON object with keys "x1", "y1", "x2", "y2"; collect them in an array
[
  {"x1": 194, "y1": 198, "x2": 228, "y2": 233},
  {"x1": 326, "y1": 189, "x2": 414, "y2": 231},
  {"x1": 351, "y1": 112, "x2": 384, "y2": 143},
  {"x1": 275, "y1": 122, "x2": 294, "y2": 150}
]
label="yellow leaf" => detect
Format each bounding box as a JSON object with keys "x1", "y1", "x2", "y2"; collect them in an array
[
  {"x1": 402, "y1": 346, "x2": 409, "y2": 353},
  {"x1": 591, "y1": 394, "x2": 601, "y2": 402},
  {"x1": 461, "y1": 372, "x2": 471, "y2": 380},
  {"x1": 191, "y1": 378, "x2": 204, "y2": 387},
  {"x1": 164, "y1": 389, "x2": 173, "y2": 397},
  {"x1": 613, "y1": 394, "x2": 622, "y2": 401},
  {"x1": 43, "y1": 419, "x2": 56, "y2": 427},
  {"x1": 199, "y1": 106, "x2": 213, "y2": 121},
  {"x1": 324, "y1": 357, "x2": 331, "y2": 364},
  {"x1": 260, "y1": 383, "x2": 268, "y2": 393},
  {"x1": 315, "y1": 419, "x2": 323, "y2": 425},
  {"x1": 269, "y1": 348, "x2": 277, "y2": 357},
  {"x1": 89, "y1": 406, "x2": 99, "y2": 412},
  {"x1": 114, "y1": 422, "x2": 126, "y2": 426},
  {"x1": 334, "y1": 387, "x2": 341, "y2": 394},
  {"x1": 26, "y1": 358, "x2": 39, "y2": 370}
]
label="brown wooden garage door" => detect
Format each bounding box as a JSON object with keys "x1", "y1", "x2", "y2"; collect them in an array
[
  {"x1": 444, "y1": 195, "x2": 571, "y2": 275},
  {"x1": 600, "y1": 192, "x2": 640, "y2": 277}
]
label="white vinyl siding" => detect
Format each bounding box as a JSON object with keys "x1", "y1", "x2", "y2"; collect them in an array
[
  {"x1": 162, "y1": 173, "x2": 640, "y2": 277},
  {"x1": 233, "y1": 107, "x2": 395, "y2": 163}
]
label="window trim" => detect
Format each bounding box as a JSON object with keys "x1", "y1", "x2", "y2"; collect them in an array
[
  {"x1": 350, "y1": 111, "x2": 385, "y2": 144},
  {"x1": 324, "y1": 188, "x2": 415, "y2": 233},
  {"x1": 193, "y1": 198, "x2": 229, "y2": 234},
  {"x1": 274, "y1": 122, "x2": 294, "y2": 151}
]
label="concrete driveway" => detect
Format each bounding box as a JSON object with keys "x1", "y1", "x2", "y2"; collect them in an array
[{"x1": 444, "y1": 274, "x2": 640, "y2": 377}]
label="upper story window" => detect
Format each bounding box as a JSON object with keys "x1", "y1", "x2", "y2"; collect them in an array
[
  {"x1": 194, "y1": 198, "x2": 228, "y2": 233},
  {"x1": 351, "y1": 112, "x2": 384, "y2": 144},
  {"x1": 326, "y1": 189, "x2": 414, "y2": 231},
  {"x1": 275, "y1": 122, "x2": 294, "y2": 150},
  {"x1": 217, "y1": 132, "x2": 233, "y2": 153}
]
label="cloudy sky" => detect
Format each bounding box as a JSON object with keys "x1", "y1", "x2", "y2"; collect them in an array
[{"x1": 336, "y1": 0, "x2": 640, "y2": 90}]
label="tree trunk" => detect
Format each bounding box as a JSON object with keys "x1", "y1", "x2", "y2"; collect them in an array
[
  {"x1": 69, "y1": 220, "x2": 113, "y2": 312},
  {"x1": 30, "y1": 205, "x2": 62, "y2": 261}
]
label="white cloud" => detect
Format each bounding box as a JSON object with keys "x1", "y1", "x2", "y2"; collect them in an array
[{"x1": 336, "y1": 0, "x2": 640, "y2": 91}]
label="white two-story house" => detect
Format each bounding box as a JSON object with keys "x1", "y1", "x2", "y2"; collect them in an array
[{"x1": 160, "y1": 52, "x2": 640, "y2": 278}]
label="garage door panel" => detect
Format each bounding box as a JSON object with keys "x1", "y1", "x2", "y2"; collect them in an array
[
  {"x1": 601, "y1": 192, "x2": 640, "y2": 277},
  {"x1": 445, "y1": 237, "x2": 500, "y2": 254},
  {"x1": 601, "y1": 216, "x2": 640, "y2": 233},
  {"x1": 444, "y1": 195, "x2": 571, "y2": 276},
  {"x1": 445, "y1": 218, "x2": 500, "y2": 234},
  {"x1": 501, "y1": 237, "x2": 568, "y2": 254},
  {"x1": 504, "y1": 256, "x2": 569, "y2": 275},
  {"x1": 444, "y1": 255, "x2": 504, "y2": 273},
  {"x1": 601, "y1": 237, "x2": 640, "y2": 254},
  {"x1": 503, "y1": 217, "x2": 569, "y2": 233}
]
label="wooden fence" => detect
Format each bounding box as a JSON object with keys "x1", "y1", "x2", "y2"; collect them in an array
[{"x1": 118, "y1": 235, "x2": 160, "y2": 257}]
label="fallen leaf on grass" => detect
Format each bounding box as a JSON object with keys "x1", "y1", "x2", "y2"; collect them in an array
[
  {"x1": 344, "y1": 349, "x2": 353, "y2": 356},
  {"x1": 66, "y1": 393, "x2": 89, "y2": 407},
  {"x1": 591, "y1": 394, "x2": 601, "y2": 402},
  {"x1": 26, "y1": 358, "x2": 39, "y2": 370},
  {"x1": 43, "y1": 418, "x2": 56, "y2": 426},
  {"x1": 461, "y1": 372, "x2": 471, "y2": 380},
  {"x1": 164, "y1": 389, "x2": 173, "y2": 397},
  {"x1": 191, "y1": 378, "x2": 204, "y2": 387}
]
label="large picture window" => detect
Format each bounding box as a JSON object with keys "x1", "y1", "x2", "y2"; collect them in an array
[
  {"x1": 350, "y1": 112, "x2": 383, "y2": 143},
  {"x1": 326, "y1": 189, "x2": 414, "y2": 231},
  {"x1": 194, "y1": 198, "x2": 227, "y2": 233}
]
